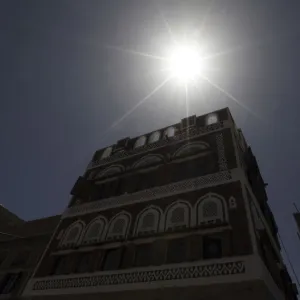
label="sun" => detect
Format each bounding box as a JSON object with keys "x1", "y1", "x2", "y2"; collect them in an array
[{"x1": 168, "y1": 44, "x2": 204, "y2": 83}]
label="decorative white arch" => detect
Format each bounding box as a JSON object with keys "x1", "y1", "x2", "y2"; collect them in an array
[
  {"x1": 106, "y1": 211, "x2": 131, "y2": 241},
  {"x1": 205, "y1": 113, "x2": 219, "y2": 125},
  {"x1": 172, "y1": 142, "x2": 210, "y2": 159},
  {"x1": 60, "y1": 220, "x2": 85, "y2": 248},
  {"x1": 196, "y1": 193, "x2": 228, "y2": 226},
  {"x1": 94, "y1": 164, "x2": 124, "y2": 179},
  {"x1": 132, "y1": 154, "x2": 164, "y2": 169},
  {"x1": 101, "y1": 147, "x2": 112, "y2": 159},
  {"x1": 134, "y1": 136, "x2": 147, "y2": 148},
  {"x1": 134, "y1": 205, "x2": 163, "y2": 236},
  {"x1": 148, "y1": 131, "x2": 161, "y2": 144},
  {"x1": 163, "y1": 126, "x2": 176, "y2": 138},
  {"x1": 164, "y1": 200, "x2": 192, "y2": 231},
  {"x1": 81, "y1": 216, "x2": 107, "y2": 244}
]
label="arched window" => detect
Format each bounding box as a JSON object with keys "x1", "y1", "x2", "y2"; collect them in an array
[
  {"x1": 106, "y1": 212, "x2": 131, "y2": 241},
  {"x1": 133, "y1": 154, "x2": 164, "y2": 169},
  {"x1": 135, "y1": 206, "x2": 161, "y2": 236},
  {"x1": 61, "y1": 221, "x2": 85, "y2": 248},
  {"x1": 196, "y1": 194, "x2": 227, "y2": 225},
  {"x1": 206, "y1": 113, "x2": 218, "y2": 125},
  {"x1": 82, "y1": 217, "x2": 107, "y2": 244},
  {"x1": 95, "y1": 165, "x2": 124, "y2": 179},
  {"x1": 101, "y1": 147, "x2": 112, "y2": 159},
  {"x1": 165, "y1": 201, "x2": 190, "y2": 231},
  {"x1": 134, "y1": 136, "x2": 146, "y2": 148},
  {"x1": 148, "y1": 131, "x2": 161, "y2": 144},
  {"x1": 173, "y1": 142, "x2": 209, "y2": 159},
  {"x1": 164, "y1": 126, "x2": 176, "y2": 138}
]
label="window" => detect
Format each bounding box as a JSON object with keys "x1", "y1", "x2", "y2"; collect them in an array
[
  {"x1": 102, "y1": 248, "x2": 122, "y2": 271},
  {"x1": 135, "y1": 206, "x2": 161, "y2": 236},
  {"x1": 112, "y1": 219, "x2": 124, "y2": 234},
  {"x1": 141, "y1": 212, "x2": 155, "y2": 229},
  {"x1": 148, "y1": 131, "x2": 161, "y2": 144},
  {"x1": 101, "y1": 147, "x2": 112, "y2": 159},
  {"x1": 164, "y1": 126, "x2": 176, "y2": 138},
  {"x1": 95, "y1": 165, "x2": 124, "y2": 179},
  {"x1": 106, "y1": 212, "x2": 131, "y2": 240},
  {"x1": 134, "y1": 136, "x2": 146, "y2": 148},
  {"x1": 165, "y1": 201, "x2": 190, "y2": 231},
  {"x1": 135, "y1": 244, "x2": 152, "y2": 267},
  {"x1": 61, "y1": 221, "x2": 84, "y2": 247},
  {"x1": 197, "y1": 194, "x2": 227, "y2": 225},
  {"x1": 0, "y1": 273, "x2": 22, "y2": 294},
  {"x1": 173, "y1": 142, "x2": 209, "y2": 160},
  {"x1": 206, "y1": 113, "x2": 218, "y2": 125},
  {"x1": 166, "y1": 238, "x2": 187, "y2": 264},
  {"x1": 171, "y1": 207, "x2": 185, "y2": 223},
  {"x1": 133, "y1": 155, "x2": 163, "y2": 169},
  {"x1": 76, "y1": 253, "x2": 91, "y2": 273},
  {"x1": 83, "y1": 217, "x2": 106, "y2": 243},
  {"x1": 203, "y1": 236, "x2": 222, "y2": 259}
]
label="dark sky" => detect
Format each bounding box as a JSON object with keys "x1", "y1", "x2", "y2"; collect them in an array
[{"x1": 1, "y1": 0, "x2": 300, "y2": 285}]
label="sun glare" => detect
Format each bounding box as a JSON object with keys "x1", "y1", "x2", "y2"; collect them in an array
[{"x1": 168, "y1": 44, "x2": 204, "y2": 83}]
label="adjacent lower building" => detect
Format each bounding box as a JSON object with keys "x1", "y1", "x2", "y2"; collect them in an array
[
  {"x1": 0, "y1": 207, "x2": 60, "y2": 299},
  {"x1": 22, "y1": 108, "x2": 297, "y2": 300}
]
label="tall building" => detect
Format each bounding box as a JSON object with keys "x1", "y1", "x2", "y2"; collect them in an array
[
  {"x1": 0, "y1": 207, "x2": 60, "y2": 299},
  {"x1": 23, "y1": 108, "x2": 297, "y2": 300}
]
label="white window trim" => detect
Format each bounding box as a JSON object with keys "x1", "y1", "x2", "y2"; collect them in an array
[
  {"x1": 163, "y1": 126, "x2": 176, "y2": 139},
  {"x1": 165, "y1": 200, "x2": 192, "y2": 231},
  {"x1": 134, "y1": 136, "x2": 147, "y2": 148},
  {"x1": 101, "y1": 147, "x2": 112, "y2": 159},
  {"x1": 196, "y1": 193, "x2": 228, "y2": 226},
  {"x1": 81, "y1": 217, "x2": 108, "y2": 244},
  {"x1": 134, "y1": 206, "x2": 163, "y2": 236},
  {"x1": 148, "y1": 131, "x2": 161, "y2": 144},
  {"x1": 132, "y1": 154, "x2": 164, "y2": 169},
  {"x1": 94, "y1": 164, "x2": 124, "y2": 179},
  {"x1": 106, "y1": 211, "x2": 131, "y2": 241},
  {"x1": 205, "y1": 113, "x2": 219, "y2": 126},
  {"x1": 172, "y1": 142, "x2": 210, "y2": 159},
  {"x1": 59, "y1": 221, "x2": 85, "y2": 248}
]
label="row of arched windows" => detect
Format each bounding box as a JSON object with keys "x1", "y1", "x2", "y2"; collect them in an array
[
  {"x1": 100, "y1": 127, "x2": 176, "y2": 161},
  {"x1": 89, "y1": 141, "x2": 210, "y2": 180},
  {"x1": 99, "y1": 113, "x2": 219, "y2": 160},
  {"x1": 59, "y1": 193, "x2": 234, "y2": 248}
]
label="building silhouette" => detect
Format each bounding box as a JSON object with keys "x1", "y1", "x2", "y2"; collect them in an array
[
  {"x1": 0, "y1": 205, "x2": 59, "y2": 299},
  {"x1": 22, "y1": 108, "x2": 297, "y2": 300}
]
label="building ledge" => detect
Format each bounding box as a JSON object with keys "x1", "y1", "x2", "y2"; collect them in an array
[
  {"x1": 63, "y1": 169, "x2": 242, "y2": 218},
  {"x1": 23, "y1": 255, "x2": 264, "y2": 296},
  {"x1": 87, "y1": 121, "x2": 229, "y2": 171}
]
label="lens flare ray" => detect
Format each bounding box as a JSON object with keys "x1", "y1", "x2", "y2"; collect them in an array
[
  {"x1": 200, "y1": 74, "x2": 261, "y2": 119},
  {"x1": 110, "y1": 76, "x2": 173, "y2": 129}
]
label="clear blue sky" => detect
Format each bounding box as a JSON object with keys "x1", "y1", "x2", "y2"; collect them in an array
[{"x1": 1, "y1": 0, "x2": 300, "y2": 286}]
